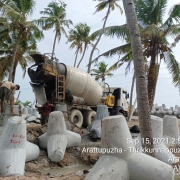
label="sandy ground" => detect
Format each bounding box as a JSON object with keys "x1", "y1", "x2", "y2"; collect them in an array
[{"x1": 0, "y1": 116, "x2": 180, "y2": 179}]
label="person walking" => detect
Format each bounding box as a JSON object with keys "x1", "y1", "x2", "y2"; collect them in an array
[{"x1": 0, "y1": 81, "x2": 20, "y2": 114}]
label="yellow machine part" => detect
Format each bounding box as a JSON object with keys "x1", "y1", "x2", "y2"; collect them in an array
[{"x1": 105, "y1": 95, "x2": 115, "y2": 107}]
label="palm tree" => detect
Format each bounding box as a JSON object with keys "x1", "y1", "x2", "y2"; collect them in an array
[
  {"x1": 1, "y1": 0, "x2": 44, "y2": 82},
  {"x1": 0, "y1": 34, "x2": 37, "y2": 81},
  {"x1": 122, "y1": 0, "x2": 155, "y2": 157},
  {"x1": 37, "y1": 1, "x2": 72, "y2": 60},
  {"x1": 68, "y1": 24, "x2": 84, "y2": 67},
  {"x1": 76, "y1": 23, "x2": 97, "y2": 68},
  {"x1": 87, "y1": 0, "x2": 123, "y2": 73},
  {"x1": 90, "y1": 0, "x2": 180, "y2": 110},
  {"x1": 91, "y1": 61, "x2": 113, "y2": 82}
]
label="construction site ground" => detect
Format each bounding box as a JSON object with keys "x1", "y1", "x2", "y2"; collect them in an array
[{"x1": 1, "y1": 116, "x2": 180, "y2": 180}]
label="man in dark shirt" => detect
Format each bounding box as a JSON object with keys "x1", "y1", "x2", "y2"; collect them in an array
[{"x1": 41, "y1": 101, "x2": 55, "y2": 125}]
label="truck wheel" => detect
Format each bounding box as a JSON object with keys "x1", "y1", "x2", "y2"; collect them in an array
[
  {"x1": 83, "y1": 110, "x2": 96, "y2": 128},
  {"x1": 70, "y1": 109, "x2": 83, "y2": 128}
]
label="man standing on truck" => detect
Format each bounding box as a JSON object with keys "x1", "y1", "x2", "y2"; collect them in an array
[{"x1": 0, "y1": 81, "x2": 20, "y2": 114}]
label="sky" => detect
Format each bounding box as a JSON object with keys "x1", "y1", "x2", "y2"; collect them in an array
[{"x1": 12, "y1": 0, "x2": 180, "y2": 109}]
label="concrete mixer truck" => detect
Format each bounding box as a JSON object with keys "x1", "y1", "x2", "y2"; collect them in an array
[{"x1": 28, "y1": 53, "x2": 129, "y2": 128}]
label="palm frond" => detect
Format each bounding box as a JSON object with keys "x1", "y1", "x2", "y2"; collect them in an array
[{"x1": 163, "y1": 51, "x2": 180, "y2": 87}]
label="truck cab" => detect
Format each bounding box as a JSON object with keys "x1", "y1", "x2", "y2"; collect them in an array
[{"x1": 101, "y1": 84, "x2": 129, "y2": 117}]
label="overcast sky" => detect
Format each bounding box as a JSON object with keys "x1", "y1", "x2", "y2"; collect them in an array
[{"x1": 13, "y1": 0, "x2": 180, "y2": 109}]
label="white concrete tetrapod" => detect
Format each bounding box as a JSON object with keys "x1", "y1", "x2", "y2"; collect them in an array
[
  {"x1": 26, "y1": 141, "x2": 40, "y2": 162},
  {"x1": 101, "y1": 115, "x2": 134, "y2": 159},
  {"x1": 163, "y1": 115, "x2": 179, "y2": 147},
  {"x1": 28, "y1": 107, "x2": 32, "y2": 115},
  {"x1": 0, "y1": 116, "x2": 26, "y2": 176},
  {"x1": 56, "y1": 104, "x2": 67, "y2": 112},
  {"x1": 135, "y1": 116, "x2": 178, "y2": 164},
  {"x1": 47, "y1": 134, "x2": 67, "y2": 162},
  {"x1": 175, "y1": 105, "x2": 178, "y2": 111},
  {"x1": 38, "y1": 132, "x2": 47, "y2": 149},
  {"x1": 89, "y1": 105, "x2": 109, "y2": 140},
  {"x1": 162, "y1": 104, "x2": 168, "y2": 111},
  {"x1": 134, "y1": 136, "x2": 178, "y2": 164},
  {"x1": 22, "y1": 107, "x2": 28, "y2": 115},
  {"x1": 155, "y1": 103, "x2": 159, "y2": 111},
  {"x1": 38, "y1": 130, "x2": 81, "y2": 149},
  {"x1": 2, "y1": 105, "x2": 21, "y2": 127},
  {"x1": 31, "y1": 108, "x2": 38, "y2": 117},
  {"x1": 85, "y1": 155, "x2": 129, "y2": 180},
  {"x1": 88, "y1": 115, "x2": 174, "y2": 180},
  {"x1": 127, "y1": 153, "x2": 174, "y2": 180},
  {"x1": 151, "y1": 115, "x2": 163, "y2": 138},
  {"x1": 47, "y1": 111, "x2": 67, "y2": 162},
  {"x1": 151, "y1": 105, "x2": 156, "y2": 114},
  {"x1": 94, "y1": 105, "x2": 109, "y2": 120}
]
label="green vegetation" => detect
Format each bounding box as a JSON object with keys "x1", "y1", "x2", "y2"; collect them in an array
[
  {"x1": 90, "y1": 0, "x2": 180, "y2": 109},
  {"x1": 91, "y1": 61, "x2": 113, "y2": 82}
]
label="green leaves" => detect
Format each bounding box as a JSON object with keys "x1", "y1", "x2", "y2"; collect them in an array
[
  {"x1": 91, "y1": 61, "x2": 114, "y2": 81},
  {"x1": 0, "y1": 0, "x2": 43, "y2": 81}
]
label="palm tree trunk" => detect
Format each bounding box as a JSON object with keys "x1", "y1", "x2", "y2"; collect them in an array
[
  {"x1": 74, "y1": 47, "x2": 79, "y2": 67},
  {"x1": 77, "y1": 44, "x2": 87, "y2": 68},
  {"x1": 12, "y1": 60, "x2": 18, "y2": 83},
  {"x1": 128, "y1": 71, "x2": 136, "y2": 121},
  {"x1": 87, "y1": 5, "x2": 111, "y2": 73},
  {"x1": 51, "y1": 31, "x2": 57, "y2": 60},
  {"x1": 8, "y1": 31, "x2": 21, "y2": 82},
  {"x1": 148, "y1": 45, "x2": 159, "y2": 111},
  {"x1": 122, "y1": 0, "x2": 155, "y2": 157}
]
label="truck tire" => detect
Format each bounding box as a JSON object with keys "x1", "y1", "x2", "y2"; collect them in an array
[
  {"x1": 70, "y1": 109, "x2": 83, "y2": 128},
  {"x1": 83, "y1": 110, "x2": 96, "y2": 128}
]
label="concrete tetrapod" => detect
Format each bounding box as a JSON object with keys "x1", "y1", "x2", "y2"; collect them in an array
[
  {"x1": 89, "y1": 105, "x2": 109, "y2": 141},
  {"x1": 85, "y1": 155, "x2": 129, "y2": 180},
  {"x1": 0, "y1": 116, "x2": 26, "y2": 176},
  {"x1": 85, "y1": 115, "x2": 174, "y2": 180},
  {"x1": 26, "y1": 141, "x2": 40, "y2": 162},
  {"x1": 2, "y1": 105, "x2": 21, "y2": 127},
  {"x1": 163, "y1": 115, "x2": 179, "y2": 147},
  {"x1": 38, "y1": 129, "x2": 81, "y2": 149},
  {"x1": 135, "y1": 115, "x2": 178, "y2": 164},
  {"x1": 47, "y1": 111, "x2": 67, "y2": 162}
]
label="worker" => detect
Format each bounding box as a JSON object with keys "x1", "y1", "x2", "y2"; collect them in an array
[
  {"x1": 0, "y1": 81, "x2": 20, "y2": 114},
  {"x1": 41, "y1": 101, "x2": 55, "y2": 125}
]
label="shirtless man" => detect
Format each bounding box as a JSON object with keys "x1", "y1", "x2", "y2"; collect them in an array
[{"x1": 0, "y1": 81, "x2": 20, "y2": 114}]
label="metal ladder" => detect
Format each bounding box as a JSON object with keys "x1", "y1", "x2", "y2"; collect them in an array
[{"x1": 56, "y1": 75, "x2": 66, "y2": 103}]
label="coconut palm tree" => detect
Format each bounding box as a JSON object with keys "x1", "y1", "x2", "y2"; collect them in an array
[
  {"x1": 0, "y1": 28, "x2": 38, "y2": 81},
  {"x1": 91, "y1": 61, "x2": 113, "y2": 82},
  {"x1": 87, "y1": 0, "x2": 123, "y2": 73},
  {"x1": 76, "y1": 23, "x2": 97, "y2": 68},
  {"x1": 122, "y1": 0, "x2": 155, "y2": 157},
  {"x1": 1, "y1": 0, "x2": 44, "y2": 82},
  {"x1": 90, "y1": 0, "x2": 180, "y2": 110},
  {"x1": 68, "y1": 24, "x2": 84, "y2": 67},
  {"x1": 37, "y1": 1, "x2": 72, "y2": 60}
]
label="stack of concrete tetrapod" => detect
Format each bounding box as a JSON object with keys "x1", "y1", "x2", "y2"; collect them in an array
[
  {"x1": 85, "y1": 115, "x2": 174, "y2": 180},
  {"x1": 163, "y1": 115, "x2": 179, "y2": 148},
  {"x1": 89, "y1": 105, "x2": 109, "y2": 141},
  {"x1": 37, "y1": 111, "x2": 81, "y2": 160},
  {"x1": 156, "y1": 106, "x2": 166, "y2": 115},
  {"x1": 0, "y1": 116, "x2": 40, "y2": 176},
  {"x1": 135, "y1": 115, "x2": 178, "y2": 164}
]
